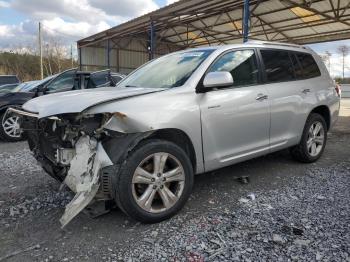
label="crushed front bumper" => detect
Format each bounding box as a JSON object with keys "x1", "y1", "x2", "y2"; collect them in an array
[{"x1": 59, "y1": 135, "x2": 113, "y2": 227}]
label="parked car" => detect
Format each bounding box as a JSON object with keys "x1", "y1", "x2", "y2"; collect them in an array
[
  {"x1": 12, "y1": 41, "x2": 340, "y2": 226},
  {"x1": 0, "y1": 75, "x2": 20, "y2": 86},
  {"x1": 0, "y1": 69, "x2": 125, "y2": 141}
]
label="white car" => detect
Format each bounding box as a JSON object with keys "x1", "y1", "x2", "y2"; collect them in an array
[{"x1": 12, "y1": 41, "x2": 340, "y2": 226}]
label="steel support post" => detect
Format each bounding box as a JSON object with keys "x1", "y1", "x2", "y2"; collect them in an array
[
  {"x1": 149, "y1": 20, "x2": 155, "y2": 60},
  {"x1": 243, "y1": 0, "x2": 250, "y2": 43}
]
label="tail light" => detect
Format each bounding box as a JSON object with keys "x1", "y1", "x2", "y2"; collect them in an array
[{"x1": 335, "y1": 84, "x2": 341, "y2": 97}]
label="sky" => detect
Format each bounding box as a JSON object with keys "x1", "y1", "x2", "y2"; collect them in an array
[{"x1": 0, "y1": 0, "x2": 349, "y2": 77}]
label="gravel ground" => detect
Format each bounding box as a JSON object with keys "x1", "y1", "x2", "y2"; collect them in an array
[
  {"x1": 0, "y1": 99, "x2": 349, "y2": 261},
  {"x1": 117, "y1": 163, "x2": 350, "y2": 262}
]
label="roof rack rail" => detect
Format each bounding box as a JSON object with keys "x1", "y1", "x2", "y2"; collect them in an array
[{"x1": 246, "y1": 40, "x2": 307, "y2": 49}]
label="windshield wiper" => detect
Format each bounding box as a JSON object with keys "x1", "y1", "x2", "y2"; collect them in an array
[{"x1": 124, "y1": 85, "x2": 138, "y2": 87}]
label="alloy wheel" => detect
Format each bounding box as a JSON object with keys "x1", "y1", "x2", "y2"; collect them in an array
[
  {"x1": 2, "y1": 115, "x2": 21, "y2": 138},
  {"x1": 306, "y1": 121, "x2": 325, "y2": 157},
  {"x1": 132, "y1": 152, "x2": 185, "y2": 213}
]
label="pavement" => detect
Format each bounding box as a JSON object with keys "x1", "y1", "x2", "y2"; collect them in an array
[{"x1": 0, "y1": 99, "x2": 349, "y2": 262}]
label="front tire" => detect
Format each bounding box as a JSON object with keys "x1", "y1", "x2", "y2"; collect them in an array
[
  {"x1": 0, "y1": 111, "x2": 23, "y2": 142},
  {"x1": 114, "y1": 139, "x2": 194, "y2": 223},
  {"x1": 290, "y1": 113, "x2": 327, "y2": 163}
]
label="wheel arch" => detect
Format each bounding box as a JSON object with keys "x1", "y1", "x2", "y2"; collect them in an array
[
  {"x1": 0, "y1": 104, "x2": 22, "y2": 114},
  {"x1": 102, "y1": 128, "x2": 197, "y2": 173},
  {"x1": 148, "y1": 128, "x2": 197, "y2": 173},
  {"x1": 309, "y1": 105, "x2": 331, "y2": 131}
]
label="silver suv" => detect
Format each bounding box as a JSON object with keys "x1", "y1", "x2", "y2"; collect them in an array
[{"x1": 12, "y1": 41, "x2": 340, "y2": 226}]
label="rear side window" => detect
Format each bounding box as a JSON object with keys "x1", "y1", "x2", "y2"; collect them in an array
[
  {"x1": 85, "y1": 72, "x2": 110, "y2": 89},
  {"x1": 208, "y1": 49, "x2": 259, "y2": 87},
  {"x1": 260, "y1": 50, "x2": 294, "y2": 83},
  {"x1": 112, "y1": 75, "x2": 123, "y2": 84},
  {"x1": 290, "y1": 54, "x2": 303, "y2": 79},
  {"x1": 295, "y1": 52, "x2": 321, "y2": 79}
]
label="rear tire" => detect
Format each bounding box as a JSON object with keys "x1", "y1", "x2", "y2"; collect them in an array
[
  {"x1": 290, "y1": 113, "x2": 327, "y2": 163},
  {"x1": 0, "y1": 111, "x2": 23, "y2": 142},
  {"x1": 114, "y1": 139, "x2": 194, "y2": 223}
]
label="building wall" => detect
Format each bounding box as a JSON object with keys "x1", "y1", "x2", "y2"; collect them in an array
[
  {"x1": 80, "y1": 36, "x2": 181, "y2": 74},
  {"x1": 341, "y1": 84, "x2": 350, "y2": 98}
]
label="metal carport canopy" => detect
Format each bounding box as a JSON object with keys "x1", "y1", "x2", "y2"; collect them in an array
[{"x1": 78, "y1": 0, "x2": 350, "y2": 49}]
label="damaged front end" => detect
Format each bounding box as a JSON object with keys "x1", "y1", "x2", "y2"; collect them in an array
[{"x1": 9, "y1": 108, "x2": 150, "y2": 227}]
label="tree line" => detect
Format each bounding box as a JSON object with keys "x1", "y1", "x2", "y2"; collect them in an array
[{"x1": 0, "y1": 41, "x2": 78, "y2": 82}]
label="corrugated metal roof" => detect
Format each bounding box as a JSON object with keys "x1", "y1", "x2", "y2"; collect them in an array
[{"x1": 78, "y1": 0, "x2": 350, "y2": 48}]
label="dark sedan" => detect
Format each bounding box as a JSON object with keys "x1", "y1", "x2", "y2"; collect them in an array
[{"x1": 0, "y1": 69, "x2": 125, "y2": 141}]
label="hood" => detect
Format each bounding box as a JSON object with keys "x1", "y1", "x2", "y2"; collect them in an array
[{"x1": 22, "y1": 87, "x2": 164, "y2": 118}]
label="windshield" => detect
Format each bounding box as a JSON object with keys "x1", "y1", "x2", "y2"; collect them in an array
[
  {"x1": 119, "y1": 50, "x2": 214, "y2": 89},
  {"x1": 11, "y1": 81, "x2": 38, "y2": 92},
  {"x1": 11, "y1": 75, "x2": 54, "y2": 92}
]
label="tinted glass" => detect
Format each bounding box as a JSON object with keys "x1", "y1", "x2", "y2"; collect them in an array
[
  {"x1": 120, "y1": 50, "x2": 213, "y2": 89},
  {"x1": 296, "y1": 53, "x2": 321, "y2": 79},
  {"x1": 290, "y1": 54, "x2": 303, "y2": 79},
  {"x1": 209, "y1": 49, "x2": 259, "y2": 86},
  {"x1": 90, "y1": 71, "x2": 110, "y2": 87},
  {"x1": 46, "y1": 70, "x2": 75, "y2": 92},
  {"x1": 111, "y1": 75, "x2": 122, "y2": 83},
  {"x1": 261, "y1": 50, "x2": 294, "y2": 82}
]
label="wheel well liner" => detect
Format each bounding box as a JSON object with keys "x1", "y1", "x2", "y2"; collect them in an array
[
  {"x1": 148, "y1": 128, "x2": 197, "y2": 172},
  {"x1": 310, "y1": 105, "x2": 330, "y2": 130},
  {"x1": 102, "y1": 128, "x2": 197, "y2": 173}
]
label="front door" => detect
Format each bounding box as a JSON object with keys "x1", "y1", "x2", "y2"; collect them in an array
[{"x1": 199, "y1": 49, "x2": 270, "y2": 171}]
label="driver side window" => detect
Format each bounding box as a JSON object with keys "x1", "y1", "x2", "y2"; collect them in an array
[
  {"x1": 209, "y1": 49, "x2": 259, "y2": 87},
  {"x1": 46, "y1": 70, "x2": 76, "y2": 92}
]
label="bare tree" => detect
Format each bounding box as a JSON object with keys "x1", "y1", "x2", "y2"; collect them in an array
[
  {"x1": 337, "y1": 45, "x2": 349, "y2": 79},
  {"x1": 44, "y1": 37, "x2": 68, "y2": 74}
]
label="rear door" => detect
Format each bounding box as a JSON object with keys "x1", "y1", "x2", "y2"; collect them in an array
[
  {"x1": 199, "y1": 49, "x2": 270, "y2": 171},
  {"x1": 259, "y1": 49, "x2": 316, "y2": 150}
]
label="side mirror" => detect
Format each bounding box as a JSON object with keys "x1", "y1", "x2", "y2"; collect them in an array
[
  {"x1": 36, "y1": 85, "x2": 46, "y2": 93},
  {"x1": 200, "y1": 71, "x2": 233, "y2": 92}
]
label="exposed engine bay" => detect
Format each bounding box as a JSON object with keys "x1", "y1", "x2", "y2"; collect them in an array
[{"x1": 9, "y1": 108, "x2": 152, "y2": 227}]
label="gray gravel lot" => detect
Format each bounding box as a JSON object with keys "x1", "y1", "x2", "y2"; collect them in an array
[{"x1": 0, "y1": 99, "x2": 349, "y2": 262}]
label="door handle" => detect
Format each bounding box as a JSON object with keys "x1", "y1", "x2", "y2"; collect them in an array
[
  {"x1": 302, "y1": 88, "x2": 311, "y2": 94},
  {"x1": 256, "y1": 93, "x2": 268, "y2": 101}
]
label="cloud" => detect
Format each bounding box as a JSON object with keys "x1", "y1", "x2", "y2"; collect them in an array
[
  {"x1": 0, "y1": 21, "x2": 37, "y2": 51},
  {"x1": 10, "y1": 0, "x2": 120, "y2": 24},
  {"x1": 88, "y1": 0, "x2": 159, "y2": 18},
  {"x1": 0, "y1": 0, "x2": 10, "y2": 8},
  {"x1": 10, "y1": 0, "x2": 159, "y2": 25},
  {"x1": 329, "y1": 55, "x2": 350, "y2": 77},
  {"x1": 41, "y1": 17, "x2": 110, "y2": 39},
  {"x1": 0, "y1": 17, "x2": 113, "y2": 52},
  {"x1": 0, "y1": 25, "x2": 15, "y2": 37},
  {"x1": 166, "y1": 0, "x2": 179, "y2": 5},
  {"x1": 0, "y1": 0, "x2": 162, "y2": 52}
]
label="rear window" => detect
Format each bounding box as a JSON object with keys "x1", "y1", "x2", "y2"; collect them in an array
[
  {"x1": 86, "y1": 71, "x2": 110, "y2": 89},
  {"x1": 90, "y1": 72, "x2": 110, "y2": 86},
  {"x1": 0, "y1": 75, "x2": 19, "y2": 85},
  {"x1": 111, "y1": 75, "x2": 123, "y2": 84},
  {"x1": 260, "y1": 50, "x2": 294, "y2": 83},
  {"x1": 295, "y1": 52, "x2": 321, "y2": 79}
]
